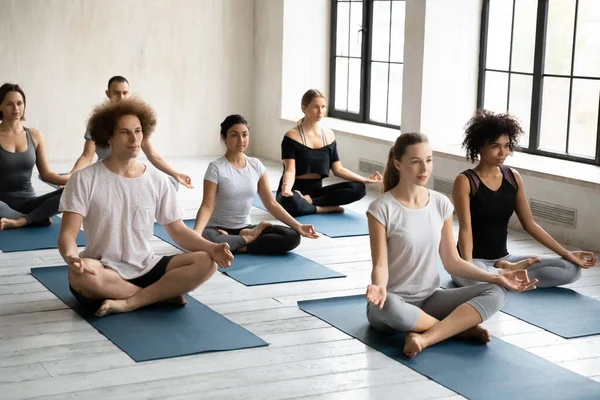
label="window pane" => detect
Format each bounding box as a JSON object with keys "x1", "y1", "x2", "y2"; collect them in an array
[
  {"x1": 484, "y1": 71, "x2": 509, "y2": 113},
  {"x1": 369, "y1": 62, "x2": 389, "y2": 122},
  {"x1": 349, "y1": 2, "x2": 363, "y2": 58},
  {"x1": 389, "y1": 1, "x2": 405, "y2": 63},
  {"x1": 348, "y1": 58, "x2": 362, "y2": 113},
  {"x1": 567, "y1": 78, "x2": 600, "y2": 157},
  {"x1": 573, "y1": 0, "x2": 600, "y2": 77},
  {"x1": 539, "y1": 77, "x2": 570, "y2": 153},
  {"x1": 387, "y1": 63, "x2": 403, "y2": 126},
  {"x1": 371, "y1": 1, "x2": 391, "y2": 62},
  {"x1": 508, "y1": 74, "x2": 533, "y2": 147},
  {"x1": 486, "y1": 0, "x2": 514, "y2": 71},
  {"x1": 336, "y1": 2, "x2": 350, "y2": 57},
  {"x1": 334, "y1": 57, "x2": 349, "y2": 111},
  {"x1": 544, "y1": 0, "x2": 576, "y2": 76},
  {"x1": 511, "y1": 0, "x2": 537, "y2": 73}
]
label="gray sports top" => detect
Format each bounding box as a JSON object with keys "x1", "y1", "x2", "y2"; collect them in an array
[{"x1": 0, "y1": 128, "x2": 36, "y2": 197}]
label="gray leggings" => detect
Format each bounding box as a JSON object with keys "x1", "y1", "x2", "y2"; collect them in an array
[
  {"x1": 452, "y1": 254, "x2": 581, "y2": 288},
  {"x1": 367, "y1": 284, "x2": 507, "y2": 332},
  {"x1": 0, "y1": 189, "x2": 63, "y2": 225},
  {"x1": 202, "y1": 224, "x2": 301, "y2": 254}
]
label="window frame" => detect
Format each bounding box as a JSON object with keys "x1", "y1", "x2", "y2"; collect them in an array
[
  {"x1": 478, "y1": 0, "x2": 600, "y2": 166},
  {"x1": 329, "y1": 0, "x2": 404, "y2": 130}
]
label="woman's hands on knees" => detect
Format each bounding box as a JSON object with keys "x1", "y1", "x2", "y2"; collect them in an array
[
  {"x1": 496, "y1": 270, "x2": 538, "y2": 292},
  {"x1": 366, "y1": 284, "x2": 387, "y2": 309},
  {"x1": 296, "y1": 224, "x2": 319, "y2": 239},
  {"x1": 565, "y1": 251, "x2": 597, "y2": 269}
]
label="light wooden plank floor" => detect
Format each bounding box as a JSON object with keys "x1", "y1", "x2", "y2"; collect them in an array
[{"x1": 1, "y1": 157, "x2": 599, "y2": 400}]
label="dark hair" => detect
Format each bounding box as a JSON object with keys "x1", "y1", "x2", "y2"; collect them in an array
[
  {"x1": 107, "y1": 76, "x2": 129, "y2": 90},
  {"x1": 383, "y1": 133, "x2": 429, "y2": 192},
  {"x1": 87, "y1": 97, "x2": 156, "y2": 149},
  {"x1": 462, "y1": 109, "x2": 524, "y2": 163},
  {"x1": 220, "y1": 114, "x2": 248, "y2": 140},
  {"x1": 0, "y1": 83, "x2": 26, "y2": 121}
]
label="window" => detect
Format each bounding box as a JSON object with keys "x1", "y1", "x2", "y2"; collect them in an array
[
  {"x1": 329, "y1": 0, "x2": 405, "y2": 128},
  {"x1": 479, "y1": 0, "x2": 600, "y2": 165}
]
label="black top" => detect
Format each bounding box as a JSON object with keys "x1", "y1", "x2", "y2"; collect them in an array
[
  {"x1": 281, "y1": 125, "x2": 340, "y2": 178},
  {"x1": 459, "y1": 166, "x2": 518, "y2": 260}
]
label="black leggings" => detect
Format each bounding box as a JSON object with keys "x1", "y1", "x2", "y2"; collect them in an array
[
  {"x1": 202, "y1": 224, "x2": 301, "y2": 254},
  {"x1": 0, "y1": 189, "x2": 63, "y2": 224},
  {"x1": 276, "y1": 178, "x2": 366, "y2": 217}
]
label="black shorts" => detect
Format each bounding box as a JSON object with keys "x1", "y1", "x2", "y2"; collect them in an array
[{"x1": 69, "y1": 255, "x2": 175, "y2": 309}]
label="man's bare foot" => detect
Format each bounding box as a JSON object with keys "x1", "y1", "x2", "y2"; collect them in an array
[
  {"x1": 495, "y1": 257, "x2": 541, "y2": 271},
  {"x1": 0, "y1": 217, "x2": 27, "y2": 231},
  {"x1": 316, "y1": 206, "x2": 345, "y2": 214},
  {"x1": 456, "y1": 325, "x2": 491, "y2": 344},
  {"x1": 403, "y1": 332, "x2": 427, "y2": 358},
  {"x1": 162, "y1": 295, "x2": 188, "y2": 307},
  {"x1": 30, "y1": 217, "x2": 53, "y2": 227},
  {"x1": 216, "y1": 229, "x2": 229, "y2": 235},
  {"x1": 95, "y1": 299, "x2": 132, "y2": 317},
  {"x1": 240, "y1": 221, "x2": 272, "y2": 244}
]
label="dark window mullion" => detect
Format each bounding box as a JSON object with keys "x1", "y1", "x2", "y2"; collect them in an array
[
  {"x1": 329, "y1": 0, "x2": 338, "y2": 115},
  {"x1": 362, "y1": 0, "x2": 374, "y2": 123},
  {"x1": 345, "y1": 3, "x2": 352, "y2": 111},
  {"x1": 528, "y1": 0, "x2": 549, "y2": 150},
  {"x1": 565, "y1": 0, "x2": 579, "y2": 155},
  {"x1": 477, "y1": 0, "x2": 490, "y2": 108},
  {"x1": 506, "y1": 0, "x2": 517, "y2": 112}
]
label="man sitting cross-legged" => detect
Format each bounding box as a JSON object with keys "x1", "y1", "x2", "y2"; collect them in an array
[{"x1": 58, "y1": 97, "x2": 233, "y2": 317}]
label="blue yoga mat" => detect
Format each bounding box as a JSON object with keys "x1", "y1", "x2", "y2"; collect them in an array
[
  {"x1": 153, "y1": 220, "x2": 345, "y2": 286},
  {"x1": 252, "y1": 192, "x2": 368, "y2": 238},
  {"x1": 0, "y1": 216, "x2": 85, "y2": 253},
  {"x1": 298, "y1": 295, "x2": 600, "y2": 400},
  {"x1": 438, "y1": 265, "x2": 600, "y2": 338},
  {"x1": 31, "y1": 265, "x2": 268, "y2": 362}
]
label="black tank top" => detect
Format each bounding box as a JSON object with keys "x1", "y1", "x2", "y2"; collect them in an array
[
  {"x1": 459, "y1": 166, "x2": 518, "y2": 259},
  {"x1": 280, "y1": 124, "x2": 340, "y2": 178}
]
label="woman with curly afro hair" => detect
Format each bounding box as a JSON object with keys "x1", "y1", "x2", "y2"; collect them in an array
[{"x1": 451, "y1": 109, "x2": 596, "y2": 288}]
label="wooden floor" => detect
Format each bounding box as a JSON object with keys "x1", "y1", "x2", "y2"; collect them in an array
[{"x1": 1, "y1": 157, "x2": 599, "y2": 400}]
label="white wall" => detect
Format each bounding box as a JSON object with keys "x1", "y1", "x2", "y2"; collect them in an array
[
  {"x1": 251, "y1": 0, "x2": 600, "y2": 252},
  {"x1": 0, "y1": 0, "x2": 254, "y2": 162}
]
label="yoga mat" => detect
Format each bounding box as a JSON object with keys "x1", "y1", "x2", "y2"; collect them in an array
[
  {"x1": 0, "y1": 216, "x2": 85, "y2": 253},
  {"x1": 153, "y1": 221, "x2": 345, "y2": 286},
  {"x1": 252, "y1": 192, "x2": 368, "y2": 238},
  {"x1": 438, "y1": 265, "x2": 600, "y2": 338},
  {"x1": 298, "y1": 295, "x2": 600, "y2": 400},
  {"x1": 218, "y1": 252, "x2": 345, "y2": 286},
  {"x1": 31, "y1": 265, "x2": 268, "y2": 362}
]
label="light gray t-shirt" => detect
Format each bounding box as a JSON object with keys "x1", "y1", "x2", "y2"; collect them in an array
[
  {"x1": 59, "y1": 161, "x2": 183, "y2": 280},
  {"x1": 367, "y1": 190, "x2": 454, "y2": 302},
  {"x1": 84, "y1": 129, "x2": 112, "y2": 160},
  {"x1": 204, "y1": 155, "x2": 266, "y2": 229}
]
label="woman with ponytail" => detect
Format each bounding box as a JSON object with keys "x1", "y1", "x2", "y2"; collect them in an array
[
  {"x1": 276, "y1": 89, "x2": 382, "y2": 216},
  {"x1": 365, "y1": 133, "x2": 537, "y2": 358}
]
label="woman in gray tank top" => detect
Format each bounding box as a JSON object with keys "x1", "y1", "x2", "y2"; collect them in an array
[{"x1": 0, "y1": 83, "x2": 69, "y2": 230}]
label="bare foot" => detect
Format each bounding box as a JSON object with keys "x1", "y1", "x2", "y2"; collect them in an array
[
  {"x1": 216, "y1": 229, "x2": 229, "y2": 235},
  {"x1": 296, "y1": 191, "x2": 313, "y2": 204},
  {"x1": 403, "y1": 332, "x2": 426, "y2": 358},
  {"x1": 495, "y1": 257, "x2": 541, "y2": 271},
  {"x1": 456, "y1": 325, "x2": 491, "y2": 344},
  {"x1": 162, "y1": 295, "x2": 188, "y2": 307},
  {"x1": 30, "y1": 217, "x2": 53, "y2": 227},
  {"x1": 95, "y1": 299, "x2": 131, "y2": 317},
  {"x1": 240, "y1": 221, "x2": 272, "y2": 244},
  {"x1": 316, "y1": 206, "x2": 345, "y2": 214},
  {"x1": 0, "y1": 217, "x2": 27, "y2": 231}
]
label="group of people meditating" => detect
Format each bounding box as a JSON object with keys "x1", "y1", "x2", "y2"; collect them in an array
[{"x1": 0, "y1": 77, "x2": 596, "y2": 357}]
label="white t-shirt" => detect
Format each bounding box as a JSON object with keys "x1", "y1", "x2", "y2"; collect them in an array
[
  {"x1": 367, "y1": 190, "x2": 454, "y2": 302},
  {"x1": 59, "y1": 161, "x2": 183, "y2": 280},
  {"x1": 204, "y1": 155, "x2": 266, "y2": 229}
]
